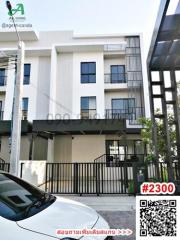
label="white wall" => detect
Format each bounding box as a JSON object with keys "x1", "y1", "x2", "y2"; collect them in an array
[
  {"x1": 54, "y1": 135, "x2": 72, "y2": 163},
  {"x1": 72, "y1": 135, "x2": 105, "y2": 162},
  {"x1": 73, "y1": 52, "x2": 105, "y2": 119},
  {"x1": 56, "y1": 53, "x2": 73, "y2": 118},
  {"x1": 36, "y1": 57, "x2": 51, "y2": 119}
]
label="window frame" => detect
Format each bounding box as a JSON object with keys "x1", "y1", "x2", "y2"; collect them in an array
[
  {"x1": 0, "y1": 68, "x2": 6, "y2": 86},
  {"x1": 80, "y1": 96, "x2": 97, "y2": 119},
  {"x1": 23, "y1": 64, "x2": 31, "y2": 85},
  {"x1": 81, "y1": 62, "x2": 96, "y2": 84},
  {"x1": 110, "y1": 65, "x2": 126, "y2": 83}
]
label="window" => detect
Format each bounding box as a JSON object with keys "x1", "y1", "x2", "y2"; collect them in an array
[
  {"x1": 0, "y1": 68, "x2": 6, "y2": 86},
  {"x1": 23, "y1": 64, "x2": 31, "y2": 85},
  {"x1": 110, "y1": 65, "x2": 126, "y2": 83},
  {"x1": 0, "y1": 101, "x2": 3, "y2": 120},
  {"x1": 81, "y1": 97, "x2": 96, "y2": 119},
  {"x1": 0, "y1": 172, "x2": 56, "y2": 221},
  {"x1": 81, "y1": 62, "x2": 96, "y2": 83},
  {"x1": 22, "y1": 98, "x2": 28, "y2": 120},
  {"x1": 111, "y1": 98, "x2": 135, "y2": 119}
]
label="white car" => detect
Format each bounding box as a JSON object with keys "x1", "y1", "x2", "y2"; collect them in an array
[{"x1": 0, "y1": 171, "x2": 112, "y2": 240}]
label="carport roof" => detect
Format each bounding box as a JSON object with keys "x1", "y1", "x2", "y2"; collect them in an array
[{"x1": 148, "y1": 0, "x2": 180, "y2": 70}]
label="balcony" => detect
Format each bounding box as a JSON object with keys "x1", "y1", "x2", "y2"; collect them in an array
[
  {"x1": 22, "y1": 110, "x2": 28, "y2": 120},
  {"x1": 0, "y1": 111, "x2": 4, "y2": 120},
  {"x1": 104, "y1": 73, "x2": 126, "y2": 84},
  {"x1": 105, "y1": 108, "x2": 144, "y2": 120}
]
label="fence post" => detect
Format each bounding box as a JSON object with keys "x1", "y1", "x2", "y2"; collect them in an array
[
  {"x1": 20, "y1": 162, "x2": 24, "y2": 178},
  {"x1": 133, "y1": 162, "x2": 138, "y2": 194},
  {"x1": 45, "y1": 163, "x2": 48, "y2": 192},
  {"x1": 73, "y1": 163, "x2": 78, "y2": 194},
  {"x1": 96, "y1": 163, "x2": 100, "y2": 196}
]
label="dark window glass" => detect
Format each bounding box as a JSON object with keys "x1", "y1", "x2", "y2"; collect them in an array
[
  {"x1": 111, "y1": 65, "x2": 126, "y2": 83},
  {"x1": 0, "y1": 101, "x2": 3, "y2": 120},
  {"x1": 81, "y1": 97, "x2": 96, "y2": 119},
  {"x1": 22, "y1": 98, "x2": 28, "y2": 111},
  {"x1": 0, "y1": 173, "x2": 56, "y2": 221},
  {"x1": 81, "y1": 62, "x2": 96, "y2": 83},
  {"x1": 111, "y1": 98, "x2": 135, "y2": 119},
  {"x1": 0, "y1": 69, "x2": 6, "y2": 86},
  {"x1": 23, "y1": 64, "x2": 31, "y2": 85}
]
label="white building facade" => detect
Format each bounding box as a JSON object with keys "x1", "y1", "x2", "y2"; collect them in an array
[{"x1": 0, "y1": 30, "x2": 149, "y2": 165}]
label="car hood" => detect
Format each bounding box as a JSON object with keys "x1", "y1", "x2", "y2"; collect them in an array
[{"x1": 17, "y1": 196, "x2": 99, "y2": 239}]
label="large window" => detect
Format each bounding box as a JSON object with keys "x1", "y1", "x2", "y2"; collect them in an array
[
  {"x1": 110, "y1": 65, "x2": 126, "y2": 83},
  {"x1": 81, "y1": 96, "x2": 96, "y2": 119},
  {"x1": 22, "y1": 98, "x2": 28, "y2": 120},
  {"x1": 0, "y1": 68, "x2": 6, "y2": 86},
  {"x1": 81, "y1": 62, "x2": 96, "y2": 83},
  {"x1": 23, "y1": 64, "x2": 31, "y2": 85},
  {"x1": 111, "y1": 98, "x2": 135, "y2": 119}
]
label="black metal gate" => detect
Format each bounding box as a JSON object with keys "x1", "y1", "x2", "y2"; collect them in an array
[{"x1": 45, "y1": 162, "x2": 138, "y2": 195}]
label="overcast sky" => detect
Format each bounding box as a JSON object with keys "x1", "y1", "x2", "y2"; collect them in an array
[{"x1": 0, "y1": 0, "x2": 179, "y2": 56}]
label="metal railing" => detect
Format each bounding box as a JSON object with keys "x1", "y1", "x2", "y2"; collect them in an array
[
  {"x1": 105, "y1": 107, "x2": 143, "y2": 120},
  {"x1": 104, "y1": 73, "x2": 126, "y2": 83},
  {"x1": 81, "y1": 109, "x2": 97, "y2": 119},
  {"x1": 0, "y1": 158, "x2": 10, "y2": 172},
  {"x1": 0, "y1": 111, "x2": 4, "y2": 120},
  {"x1": 0, "y1": 76, "x2": 7, "y2": 86},
  {"x1": 94, "y1": 154, "x2": 145, "y2": 164},
  {"x1": 22, "y1": 110, "x2": 28, "y2": 120}
]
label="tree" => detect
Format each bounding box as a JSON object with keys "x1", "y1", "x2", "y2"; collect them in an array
[{"x1": 139, "y1": 111, "x2": 176, "y2": 162}]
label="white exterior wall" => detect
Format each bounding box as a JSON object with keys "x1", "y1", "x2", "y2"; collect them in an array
[
  {"x1": 56, "y1": 53, "x2": 73, "y2": 118},
  {"x1": 72, "y1": 135, "x2": 105, "y2": 162},
  {"x1": 73, "y1": 52, "x2": 105, "y2": 119},
  {"x1": 36, "y1": 57, "x2": 51, "y2": 119}
]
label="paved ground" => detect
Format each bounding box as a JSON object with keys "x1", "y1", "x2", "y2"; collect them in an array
[
  {"x1": 98, "y1": 211, "x2": 135, "y2": 240},
  {"x1": 58, "y1": 196, "x2": 136, "y2": 240}
]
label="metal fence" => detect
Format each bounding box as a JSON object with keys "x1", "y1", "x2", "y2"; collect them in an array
[
  {"x1": 0, "y1": 162, "x2": 10, "y2": 172},
  {"x1": 45, "y1": 162, "x2": 138, "y2": 195}
]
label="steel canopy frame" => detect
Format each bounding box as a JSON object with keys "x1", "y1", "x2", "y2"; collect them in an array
[{"x1": 147, "y1": 0, "x2": 180, "y2": 182}]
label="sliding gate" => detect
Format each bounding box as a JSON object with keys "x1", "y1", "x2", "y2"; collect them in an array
[{"x1": 45, "y1": 162, "x2": 137, "y2": 195}]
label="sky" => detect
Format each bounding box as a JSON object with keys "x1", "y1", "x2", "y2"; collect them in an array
[{"x1": 0, "y1": 0, "x2": 179, "y2": 56}]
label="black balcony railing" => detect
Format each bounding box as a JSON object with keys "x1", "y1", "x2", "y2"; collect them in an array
[
  {"x1": 104, "y1": 73, "x2": 126, "y2": 84},
  {"x1": 81, "y1": 109, "x2": 97, "y2": 119},
  {"x1": 0, "y1": 76, "x2": 7, "y2": 86},
  {"x1": 105, "y1": 107, "x2": 143, "y2": 120},
  {"x1": 22, "y1": 110, "x2": 28, "y2": 120},
  {"x1": 0, "y1": 111, "x2": 4, "y2": 120}
]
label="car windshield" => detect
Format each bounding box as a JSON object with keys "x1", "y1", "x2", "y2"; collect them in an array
[{"x1": 0, "y1": 172, "x2": 56, "y2": 221}]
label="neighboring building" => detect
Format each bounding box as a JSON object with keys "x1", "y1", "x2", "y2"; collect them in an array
[{"x1": 0, "y1": 30, "x2": 147, "y2": 165}]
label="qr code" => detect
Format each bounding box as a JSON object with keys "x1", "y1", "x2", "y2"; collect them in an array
[{"x1": 140, "y1": 199, "x2": 176, "y2": 237}]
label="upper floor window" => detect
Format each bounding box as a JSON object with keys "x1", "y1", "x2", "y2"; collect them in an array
[
  {"x1": 0, "y1": 101, "x2": 3, "y2": 120},
  {"x1": 22, "y1": 98, "x2": 28, "y2": 120},
  {"x1": 81, "y1": 96, "x2": 96, "y2": 119},
  {"x1": 0, "y1": 68, "x2": 6, "y2": 86},
  {"x1": 81, "y1": 62, "x2": 96, "y2": 83},
  {"x1": 110, "y1": 65, "x2": 126, "y2": 83},
  {"x1": 23, "y1": 64, "x2": 31, "y2": 85}
]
